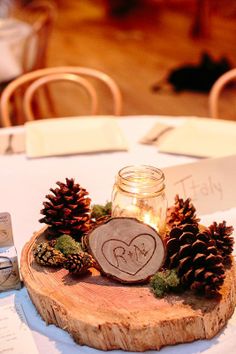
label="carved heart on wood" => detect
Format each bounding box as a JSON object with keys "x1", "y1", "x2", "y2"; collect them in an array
[
  {"x1": 101, "y1": 233, "x2": 156, "y2": 275},
  {"x1": 0, "y1": 256, "x2": 13, "y2": 286},
  {"x1": 89, "y1": 217, "x2": 165, "y2": 283}
]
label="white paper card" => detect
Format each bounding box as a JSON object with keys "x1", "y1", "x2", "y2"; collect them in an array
[
  {"x1": 0, "y1": 303, "x2": 39, "y2": 354},
  {"x1": 163, "y1": 155, "x2": 236, "y2": 215}
]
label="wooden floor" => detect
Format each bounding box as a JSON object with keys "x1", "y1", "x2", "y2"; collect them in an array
[{"x1": 27, "y1": 1, "x2": 236, "y2": 120}]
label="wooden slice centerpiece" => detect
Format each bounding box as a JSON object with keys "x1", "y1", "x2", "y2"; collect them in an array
[{"x1": 21, "y1": 226, "x2": 236, "y2": 352}]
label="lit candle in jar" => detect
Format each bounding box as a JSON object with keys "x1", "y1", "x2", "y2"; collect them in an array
[
  {"x1": 142, "y1": 212, "x2": 159, "y2": 232},
  {"x1": 111, "y1": 165, "x2": 167, "y2": 237}
]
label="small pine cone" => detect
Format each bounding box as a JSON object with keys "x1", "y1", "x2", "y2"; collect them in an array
[
  {"x1": 33, "y1": 242, "x2": 66, "y2": 267},
  {"x1": 205, "y1": 221, "x2": 234, "y2": 264},
  {"x1": 39, "y1": 178, "x2": 91, "y2": 240},
  {"x1": 48, "y1": 239, "x2": 57, "y2": 247},
  {"x1": 165, "y1": 224, "x2": 225, "y2": 297},
  {"x1": 64, "y1": 252, "x2": 94, "y2": 274},
  {"x1": 81, "y1": 233, "x2": 90, "y2": 252},
  {"x1": 167, "y1": 195, "x2": 200, "y2": 229}
]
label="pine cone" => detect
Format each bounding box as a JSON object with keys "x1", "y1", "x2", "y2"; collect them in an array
[
  {"x1": 64, "y1": 252, "x2": 94, "y2": 274},
  {"x1": 81, "y1": 215, "x2": 111, "y2": 252},
  {"x1": 39, "y1": 178, "x2": 91, "y2": 240},
  {"x1": 165, "y1": 224, "x2": 225, "y2": 297},
  {"x1": 33, "y1": 242, "x2": 66, "y2": 266},
  {"x1": 167, "y1": 195, "x2": 200, "y2": 229},
  {"x1": 205, "y1": 221, "x2": 234, "y2": 264}
]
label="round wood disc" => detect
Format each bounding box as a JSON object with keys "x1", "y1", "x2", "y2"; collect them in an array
[
  {"x1": 88, "y1": 217, "x2": 165, "y2": 283},
  {"x1": 21, "y1": 227, "x2": 236, "y2": 352}
]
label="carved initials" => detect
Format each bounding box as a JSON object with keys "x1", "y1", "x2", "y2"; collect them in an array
[{"x1": 102, "y1": 234, "x2": 156, "y2": 276}]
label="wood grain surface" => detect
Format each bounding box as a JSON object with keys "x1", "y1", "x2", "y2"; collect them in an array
[
  {"x1": 21, "y1": 227, "x2": 236, "y2": 352},
  {"x1": 88, "y1": 217, "x2": 165, "y2": 283}
]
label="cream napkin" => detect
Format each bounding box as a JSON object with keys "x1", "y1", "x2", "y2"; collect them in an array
[
  {"x1": 141, "y1": 118, "x2": 236, "y2": 158},
  {"x1": 158, "y1": 118, "x2": 236, "y2": 157},
  {"x1": 25, "y1": 116, "x2": 128, "y2": 158},
  {"x1": 139, "y1": 122, "x2": 174, "y2": 145}
]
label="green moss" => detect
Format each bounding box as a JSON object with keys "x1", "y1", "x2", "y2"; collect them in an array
[
  {"x1": 55, "y1": 234, "x2": 82, "y2": 256},
  {"x1": 150, "y1": 269, "x2": 180, "y2": 298},
  {"x1": 91, "y1": 201, "x2": 112, "y2": 219}
]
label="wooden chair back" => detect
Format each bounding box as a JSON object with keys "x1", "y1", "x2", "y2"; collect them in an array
[
  {"x1": 0, "y1": 66, "x2": 123, "y2": 126},
  {"x1": 209, "y1": 68, "x2": 236, "y2": 119}
]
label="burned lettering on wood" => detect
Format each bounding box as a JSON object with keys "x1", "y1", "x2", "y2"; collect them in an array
[
  {"x1": 89, "y1": 218, "x2": 165, "y2": 283},
  {"x1": 101, "y1": 233, "x2": 156, "y2": 276}
]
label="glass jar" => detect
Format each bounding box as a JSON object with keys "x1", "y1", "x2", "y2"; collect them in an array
[{"x1": 111, "y1": 165, "x2": 167, "y2": 237}]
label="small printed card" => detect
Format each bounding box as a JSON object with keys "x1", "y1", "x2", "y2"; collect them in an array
[
  {"x1": 0, "y1": 302, "x2": 39, "y2": 354},
  {"x1": 163, "y1": 155, "x2": 236, "y2": 215},
  {"x1": 0, "y1": 213, "x2": 21, "y2": 292}
]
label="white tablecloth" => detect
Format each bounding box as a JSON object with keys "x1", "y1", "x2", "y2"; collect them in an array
[{"x1": 0, "y1": 116, "x2": 235, "y2": 354}]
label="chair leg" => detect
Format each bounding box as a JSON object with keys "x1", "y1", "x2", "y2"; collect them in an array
[{"x1": 191, "y1": 0, "x2": 211, "y2": 38}]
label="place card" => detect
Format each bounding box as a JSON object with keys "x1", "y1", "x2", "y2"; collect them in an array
[
  {"x1": 0, "y1": 303, "x2": 39, "y2": 354},
  {"x1": 163, "y1": 155, "x2": 236, "y2": 215}
]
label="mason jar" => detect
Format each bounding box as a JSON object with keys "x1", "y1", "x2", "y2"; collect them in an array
[{"x1": 111, "y1": 165, "x2": 168, "y2": 237}]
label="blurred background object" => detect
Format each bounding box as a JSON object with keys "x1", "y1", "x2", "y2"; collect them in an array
[
  {"x1": 151, "y1": 53, "x2": 232, "y2": 93},
  {"x1": 0, "y1": 1, "x2": 56, "y2": 83},
  {"x1": 1, "y1": 0, "x2": 236, "y2": 123},
  {"x1": 0, "y1": 0, "x2": 57, "y2": 124}
]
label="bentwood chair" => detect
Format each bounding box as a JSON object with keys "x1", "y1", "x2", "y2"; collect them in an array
[
  {"x1": 0, "y1": 66, "x2": 123, "y2": 127},
  {"x1": 209, "y1": 68, "x2": 236, "y2": 119}
]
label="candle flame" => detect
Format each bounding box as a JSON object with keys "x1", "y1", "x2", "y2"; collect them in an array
[{"x1": 143, "y1": 213, "x2": 158, "y2": 231}]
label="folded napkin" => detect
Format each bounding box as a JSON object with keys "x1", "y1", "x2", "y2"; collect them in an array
[
  {"x1": 141, "y1": 118, "x2": 236, "y2": 158},
  {"x1": 139, "y1": 122, "x2": 174, "y2": 145},
  {"x1": 25, "y1": 116, "x2": 128, "y2": 158}
]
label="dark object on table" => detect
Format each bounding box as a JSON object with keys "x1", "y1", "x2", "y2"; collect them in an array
[
  {"x1": 152, "y1": 53, "x2": 232, "y2": 93},
  {"x1": 107, "y1": 0, "x2": 139, "y2": 16}
]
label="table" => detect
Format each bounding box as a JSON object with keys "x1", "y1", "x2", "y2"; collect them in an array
[{"x1": 0, "y1": 116, "x2": 235, "y2": 354}]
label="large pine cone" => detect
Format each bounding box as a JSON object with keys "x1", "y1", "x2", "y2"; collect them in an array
[
  {"x1": 167, "y1": 195, "x2": 200, "y2": 229},
  {"x1": 205, "y1": 221, "x2": 234, "y2": 264},
  {"x1": 64, "y1": 252, "x2": 94, "y2": 274},
  {"x1": 33, "y1": 242, "x2": 66, "y2": 266},
  {"x1": 39, "y1": 178, "x2": 91, "y2": 240},
  {"x1": 165, "y1": 224, "x2": 225, "y2": 297}
]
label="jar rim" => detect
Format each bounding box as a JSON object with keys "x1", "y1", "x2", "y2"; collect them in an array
[{"x1": 117, "y1": 165, "x2": 165, "y2": 194}]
